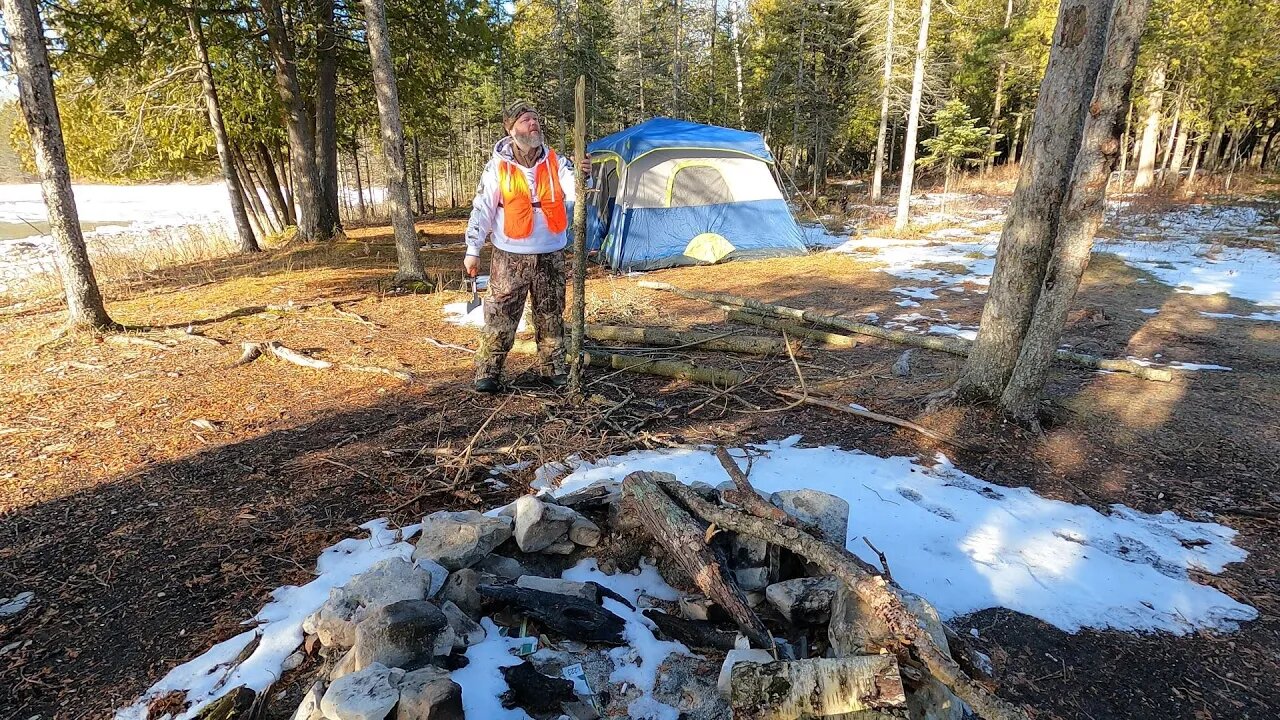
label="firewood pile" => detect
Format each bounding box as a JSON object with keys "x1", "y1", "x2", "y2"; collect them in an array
[{"x1": 255, "y1": 449, "x2": 1026, "y2": 720}]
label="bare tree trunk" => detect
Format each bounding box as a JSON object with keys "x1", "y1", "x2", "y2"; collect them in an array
[
  {"x1": 1205, "y1": 121, "x2": 1224, "y2": 171},
  {"x1": 361, "y1": 0, "x2": 425, "y2": 282},
  {"x1": 1009, "y1": 111, "x2": 1023, "y2": 164},
  {"x1": 1160, "y1": 89, "x2": 1181, "y2": 173},
  {"x1": 673, "y1": 0, "x2": 683, "y2": 117},
  {"x1": 871, "y1": 0, "x2": 896, "y2": 202},
  {"x1": 1000, "y1": 0, "x2": 1152, "y2": 421},
  {"x1": 731, "y1": 0, "x2": 746, "y2": 129},
  {"x1": 352, "y1": 144, "x2": 368, "y2": 221},
  {"x1": 187, "y1": 10, "x2": 259, "y2": 254},
  {"x1": 3, "y1": 0, "x2": 115, "y2": 329},
  {"x1": 1132, "y1": 58, "x2": 1165, "y2": 190},
  {"x1": 986, "y1": 0, "x2": 1015, "y2": 170},
  {"x1": 569, "y1": 76, "x2": 588, "y2": 393},
  {"x1": 413, "y1": 136, "x2": 425, "y2": 216},
  {"x1": 277, "y1": 145, "x2": 295, "y2": 222},
  {"x1": 1187, "y1": 133, "x2": 1204, "y2": 184},
  {"x1": 255, "y1": 142, "x2": 291, "y2": 227},
  {"x1": 234, "y1": 147, "x2": 279, "y2": 236},
  {"x1": 1167, "y1": 121, "x2": 1189, "y2": 187},
  {"x1": 954, "y1": 0, "x2": 1111, "y2": 402},
  {"x1": 893, "y1": 0, "x2": 932, "y2": 231},
  {"x1": 315, "y1": 0, "x2": 341, "y2": 237},
  {"x1": 260, "y1": 0, "x2": 322, "y2": 240}
]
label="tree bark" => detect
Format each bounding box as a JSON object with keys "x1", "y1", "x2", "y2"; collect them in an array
[
  {"x1": 569, "y1": 76, "x2": 588, "y2": 393},
  {"x1": 512, "y1": 340, "x2": 747, "y2": 386},
  {"x1": 998, "y1": 0, "x2": 1152, "y2": 421},
  {"x1": 621, "y1": 471, "x2": 773, "y2": 648},
  {"x1": 730, "y1": 656, "x2": 906, "y2": 719},
  {"x1": 731, "y1": 0, "x2": 746, "y2": 129},
  {"x1": 726, "y1": 309, "x2": 861, "y2": 348},
  {"x1": 260, "y1": 0, "x2": 322, "y2": 241},
  {"x1": 1167, "y1": 121, "x2": 1189, "y2": 187},
  {"x1": 871, "y1": 0, "x2": 896, "y2": 202},
  {"x1": 234, "y1": 147, "x2": 278, "y2": 236},
  {"x1": 361, "y1": 0, "x2": 425, "y2": 282},
  {"x1": 953, "y1": 0, "x2": 1110, "y2": 402},
  {"x1": 315, "y1": 0, "x2": 341, "y2": 237},
  {"x1": 1132, "y1": 58, "x2": 1165, "y2": 190},
  {"x1": 254, "y1": 142, "x2": 290, "y2": 227},
  {"x1": 1159, "y1": 90, "x2": 1181, "y2": 173},
  {"x1": 893, "y1": 0, "x2": 933, "y2": 231},
  {"x1": 352, "y1": 143, "x2": 368, "y2": 220},
  {"x1": 187, "y1": 11, "x2": 259, "y2": 254},
  {"x1": 1186, "y1": 133, "x2": 1204, "y2": 184},
  {"x1": 1118, "y1": 101, "x2": 1133, "y2": 177},
  {"x1": 413, "y1": 136, "x2": 425, "y2": 216},
  {"x1": 4, "y1": 0, "x2": 115, "y2": 329}
]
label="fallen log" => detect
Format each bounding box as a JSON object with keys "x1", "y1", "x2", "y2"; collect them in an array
[
  {"x1": 511, "y1": 340, "x2": 744, "y2": 387},
  {"x1": 475, "y1": 584, "x2": 626, "y2": 645},
  {"x1": 652, "y1": 474, "x2": 1029, "y2": 720},
  {"x1": 622, "y1": 471, "x2": 773, "y2": 649},
  {"x1": 642, "y1": 609, "x2": 739, "y2": 651},
  {"x1": 106, "y1": 335, "x2": 173, "y2": 351},
  {"x1": 729, "y1": 656, "x2": 907, "y2": 719},
  {"x1": 500, "y1": 661, "x2": 576, "y2": 714},
  {"x1": 586, "y1": 323, "x2": 797, "y2": 356},
  {"x1": 713, "y1": 447, "x2": 795, "y2": 526},
  {"x1": 641, "y1": 281, "x2": 1172, "y2": 382},
  {"x1": 725, "y1": 310, "x2": 860, "y2": 349},
  {"x1": 339, "y1": 363, "x2": 412, "y2": 382},
  {"x1": 774, "y1": 390, "x2": 985, "y2": 453}
]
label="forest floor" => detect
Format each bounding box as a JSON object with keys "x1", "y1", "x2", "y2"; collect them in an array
[{"x1": 1, "y1": 188, "x2": 1278, "y2": 720}]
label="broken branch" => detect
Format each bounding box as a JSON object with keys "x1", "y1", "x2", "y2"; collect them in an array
[{"x1": 774, "y1": 390, "x2": 984, "y2": 453}]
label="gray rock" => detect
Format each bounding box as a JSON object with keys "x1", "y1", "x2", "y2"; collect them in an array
[
  {"x1": 568, "y1": 517, "x2": 602, "y2": 547},
  {"x1": 512, "y1": 496, "x2": 580, "y2": 552},
  {"x1": 475, "y1": 554, "x2": 527, "y2": 580},
  {"x1": 289, "y1": 682, "x2": 324, "y2": 720},
  {"x1": 441, "y1": 600, "x2": 485, "y2": 649},
  {"x1": 541, "y1": 539, "x2": 578, "y2": 555},
  {"x1": 729, "y1": 536, "x2": 772, "y2": 591},
  {"x1": 413, "y1": 511, "x2": 513, "y2": 571},
  {"x1": 515, "y1": 576, "x2": 598, "y2": 602},
  {"x1": 334, "y1": 601, "x2": 450, "y2": 680},
  {"x1": 439, "y1": 568, "x2": 492, "y2": 618},
  {"x1": 770, "y1": 490, "x2": 850, "y2": 545},
  {"x1": 320, "y1": 663, "x2": 402, "y2": 720},
  {"x1": 716, "y1": 648, "x2": 773, "y2": 697},
  {"x1": 688, "y1": 481, "x2": 720, "y2": 501},
  {"x1": 415, "y1": 558, "x2": 450, "y2": 598},
  {"x1": 281, "y1": 650, "x2": 306, "y2": 672},
  {"x1": 764, "y1": 576, "x2": 839, "y2": 625},
  {"x1": 678, "y1": 596, "x2": 713, "y2": 622},
  {"x1": 396, "y1": 667, "x2": 464, "y2": 720},
  {"x1": 303, "y1": 558, "x2": 436, "y2": 649}
]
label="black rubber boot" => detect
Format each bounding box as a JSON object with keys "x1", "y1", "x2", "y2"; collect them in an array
[{"x1": 473, "y1": 376, "x2": 501, "y2": 394}]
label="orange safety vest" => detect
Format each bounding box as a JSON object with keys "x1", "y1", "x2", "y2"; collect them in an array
[{"x1": 498, "y1": 148, "x2": 569, "y2": 239}]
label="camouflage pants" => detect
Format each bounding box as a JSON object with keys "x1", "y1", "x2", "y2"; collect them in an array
[{"x1": 474, "y1": 247, "x2": 566, "y2": 380}]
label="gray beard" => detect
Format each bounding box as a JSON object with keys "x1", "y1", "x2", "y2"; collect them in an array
[{"x1": 512, "y1": 131, "x2": 543, "y2": 154}]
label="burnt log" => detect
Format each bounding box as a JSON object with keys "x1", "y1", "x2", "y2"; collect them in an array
[
  {"x1": 476, "y1": 584, "x2": 626, "y2": 645},
  {"x1": 642, "y1": 609, "x2": 739, "y2": 651}
]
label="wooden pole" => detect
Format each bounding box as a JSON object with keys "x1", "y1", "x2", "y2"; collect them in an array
[{"x1": 569, "y1": 75, "x2": 589, "y2": 394}]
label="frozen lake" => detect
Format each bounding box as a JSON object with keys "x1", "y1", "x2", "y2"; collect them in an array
[{"x1": 0, "y1": 183, "x2": 233, "y2": 292}]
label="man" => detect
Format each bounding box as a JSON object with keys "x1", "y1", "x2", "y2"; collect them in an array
[{"x1": 464, "y1": 100, "x2": 585, "y2": 393}]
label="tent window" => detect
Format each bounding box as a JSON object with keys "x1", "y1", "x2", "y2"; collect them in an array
[
  {"x1": 667, "y1": 165, "x2": 732, "y2": 208},
  {"x1": 595, "y1": 162, "x2": 619, "y2": 234}
]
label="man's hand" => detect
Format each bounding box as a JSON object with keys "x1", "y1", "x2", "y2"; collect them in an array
[
  {"x1": 583, "y1": 153, "x2": 593, "y2": 180},
  {"x1": 463, "y1": 255, "x2": 479, "y2": 277}
]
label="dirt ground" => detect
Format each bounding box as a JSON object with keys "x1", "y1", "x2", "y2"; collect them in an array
[{"x1": 1, "y1": 206, "x2": 1277, "y2": 720}]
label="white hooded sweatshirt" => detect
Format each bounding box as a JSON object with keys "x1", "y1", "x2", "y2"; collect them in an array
[{"x1": 465, "y1": 137, "x2": 577, "y2": 257}]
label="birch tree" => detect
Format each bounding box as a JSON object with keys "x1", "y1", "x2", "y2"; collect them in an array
[
  {"x1": 1131, "y1": 58, "x2": 1165, "y2": 190},
  {"x1": 870, "y1": 0, "x2": 896, "y2": 201},
  {"x1": 893, "y1": 0, "x2": 932, "y2": 231}
]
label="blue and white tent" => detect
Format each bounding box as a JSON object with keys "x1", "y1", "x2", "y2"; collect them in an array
[{"x1": 585, "y1": 118, "x2": 808, "y2": 271}]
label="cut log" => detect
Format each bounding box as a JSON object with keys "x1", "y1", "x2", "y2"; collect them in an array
[
  {"x1": 642, "y1": 609, "x2": 739, "y2": 651},
  {"x1": 622, "y1": 471, "x2": 773, "y2": 649},
  {"x1": 652, "y1": 474, "x2": 1029, "y2": 720},
  {"x1": 475, "y1": 584, "x2": 626, "y2": 645},
  {"x1": 774, "y1": 390, "x2": 984, "y2": 453},
  {"x1": 725, "y1": 310, "x2": 860, "y2": 349},
  {"x1": 642, "y1": 281, "x2": 1172, "y2": 382},
  {"x1": 586, "y1": 323, "x2": 798, "y2": 356},
  {"x1": 233, "y1": 341, "x2": 263, "y2": 367},
  {"x1": 511, "y1": 340, "x2": 744, "y2": 388},
  {"x1": 729, "y1": 656, "x2": 907, "y2": 719}
]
